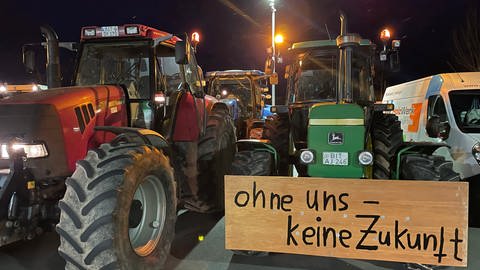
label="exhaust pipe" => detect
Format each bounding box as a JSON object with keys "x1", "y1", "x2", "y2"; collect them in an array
[
  {"x1": 339, "y1": 11, "x2": 347, "y2": 36},
  {"x1": 336, "y1": 11, "x2": 359, "y2": 103},
  {"x1": 40, "y1": 25, "x2": 61, "y2": 88}
]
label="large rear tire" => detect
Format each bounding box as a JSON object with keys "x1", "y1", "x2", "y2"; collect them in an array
[
  {"x1": 372, "y1": 112, "x2": 403, "y2": 179},
  {"x1": 197, "y1": 105, "x2": 236, "y2": 211},
  {"x1": 57, "y1": 142, "x2": 176, "y2": 270},
  {"x1": 262, "y1": 115, "x2": 289, "y2": 176}
]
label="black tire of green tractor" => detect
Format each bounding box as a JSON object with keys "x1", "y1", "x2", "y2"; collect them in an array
[
  {"x1": 230, "y1": 150, "x2": 272, "y2": 257},
  {"x1": 372, "y1": 112, "x2": 403, "y2": 179},
  {"x1": 198, "y1": 105, "x2": 236, "y2": 211},
  {"x1": 57, "y1": 142, "x2": 176, "y2": 270},
  {"x1": 262, "y1": 115, "x2": 289, "y2": 176},
  {"x1": 231, "y1": 151, "x2": 273, "y2": 176},
  {"x1": 400, "y1": 154, "x2": 460, "y2": 180}
]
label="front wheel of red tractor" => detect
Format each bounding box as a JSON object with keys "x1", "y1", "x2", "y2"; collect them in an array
[{"x1": 57, "y1": 142, "x2": 176, "y2": 270}]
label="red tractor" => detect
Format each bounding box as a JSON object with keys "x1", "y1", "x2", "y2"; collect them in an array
[{"x1": 0, "y1": 24, "x2": 236, "y2": 269}]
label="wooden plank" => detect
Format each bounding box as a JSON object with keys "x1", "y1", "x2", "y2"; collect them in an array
[{"x1": 224, "y1": 176, "x2": 468, "y2": 267}]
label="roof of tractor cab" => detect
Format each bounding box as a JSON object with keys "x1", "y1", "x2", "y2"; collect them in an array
[
  {"x1": 290, "y1": 39, "x2": 375, "y2": 51},
  {"x1": 80, "y1": 24, "x2": 180, "y2": 46},
  {"x1": 205, "y1": 70, "x2": 266, "y2": 79}
]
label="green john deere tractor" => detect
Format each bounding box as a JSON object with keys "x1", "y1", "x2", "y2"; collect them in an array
[{"x1": 265, "y1": 12, "x2": 460, "y2": 182}]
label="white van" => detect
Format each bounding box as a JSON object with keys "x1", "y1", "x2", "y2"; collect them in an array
[{"x1": 382, "y1": 72, "x2": 480, "y2": 182}]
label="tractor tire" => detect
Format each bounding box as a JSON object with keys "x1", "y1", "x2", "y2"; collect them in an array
[
  {"x1": 230, "y1": 150, "x2": 272, "y2": 257},
  {"x1": 231, "y1": 151, "x2": 273, "y2": 176},
  {"x1": 262, "y1": 115, "x2": 289, "y2": 176},
  {"x1": 197, "y1": 105, "x2": 236, "y2": 211},
  {"x1": 57, "y1": 142, "x2": 176, "y2": 270},
  {"x1": 400, "y1": 154, "x2": 460, "y2": 181},
  {"x1": 372, "y1": 112, "x2": 403, "y2": 179}
]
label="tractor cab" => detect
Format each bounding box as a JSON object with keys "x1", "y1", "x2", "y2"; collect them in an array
[
  {"x1": 285, "y1": 39, "x2": 376, "y2": 151},
  {"x1": 74, "y1": 25, "x2": 206, "y2": 139}
]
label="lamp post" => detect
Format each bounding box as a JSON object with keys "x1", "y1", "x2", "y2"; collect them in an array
[{"x1": 269, "y1": 0, "x2": 276, "y2": 106}]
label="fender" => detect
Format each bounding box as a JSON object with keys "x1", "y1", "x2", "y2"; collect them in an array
[
  {"x1": 95, "y1": 126, "x2": 169, "y2": 150},
  {"x1": 393, "y1": 142, "x2": 451, "y2": 179}
]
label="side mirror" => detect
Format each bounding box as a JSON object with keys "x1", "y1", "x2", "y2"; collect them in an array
[
  {"x1": 175, "y1": 40, "x2": 189, "y2": 64},
  {"x1": 197, "y1": 65, "x2": 206, "y2": 87},
  {"x1": 22, "y1": 46, "x2": 36, "y2": 74},
  {"x1": 426, "y1": 115, "x2": 450, "y2": 140}
]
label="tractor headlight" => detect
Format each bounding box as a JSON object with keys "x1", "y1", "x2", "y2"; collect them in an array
[
  {"x1": 358, "y1": 151, "x2": 373, "y2": 166},
  {"x1": 299, "y1": 149, "x2": 315, "y2": 164},
  {"x1": 1, "y1": 143, "x2": 48, "y2": 159},
  {"x1": 472, "y1": 143, "x2": 480, "y2": 164}
]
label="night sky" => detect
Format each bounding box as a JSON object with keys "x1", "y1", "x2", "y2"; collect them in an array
[{"x1": 0, "y1": 0, "x2": 475, "y2": 91}]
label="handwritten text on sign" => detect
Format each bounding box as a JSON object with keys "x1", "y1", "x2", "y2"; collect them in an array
[{"x1": 224, "y1": 176, "x2": 468, "y2": 267}]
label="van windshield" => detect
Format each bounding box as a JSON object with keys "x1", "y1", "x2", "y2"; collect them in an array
[{"x1": 449, "y1": 90, "x2": 480, "y2": 133}]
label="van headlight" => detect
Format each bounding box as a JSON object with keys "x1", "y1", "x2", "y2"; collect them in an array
[
  {"x1": 1, "y1": 143, "x2": 48, "y2": 159},
  {"x1": 472, "y1": 143, "x2": 480, "y2": 164}
]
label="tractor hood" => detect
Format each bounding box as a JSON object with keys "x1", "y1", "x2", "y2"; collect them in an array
[
  {"x1": 0, "y1": 85, "x2": 126, "y2": 179},
  {"x1": 0, "y1": 86, "x2": 103, "y2": 110}
]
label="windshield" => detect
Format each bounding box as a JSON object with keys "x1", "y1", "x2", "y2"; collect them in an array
[
  {"x1": 210, "y1": 77, "x2": 253, "y2": 114},
  {"x1": 449, "y1": 90, "x2": 480, "y2": 133},
  {"x1": 75, "y1": 41, "x2": 151, "y2": 99},
  {"x1": 291, "y1": 54, "x2": 337, "y2": 103},
  {"x1": 289, "y1": 48, "x2": 374, "y2": 104}
]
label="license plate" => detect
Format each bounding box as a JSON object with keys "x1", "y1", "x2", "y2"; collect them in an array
[
  {"x1": 101, "y1": 26, "x2": 119, "y2": 37},
  {"x1": 322, "y1": 152, "x2": 348, "y2": 166}
]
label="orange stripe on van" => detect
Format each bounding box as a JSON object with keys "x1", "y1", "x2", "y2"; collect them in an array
[{"x1": 407, "y1": 103, "x2": 422, "y2": 132}]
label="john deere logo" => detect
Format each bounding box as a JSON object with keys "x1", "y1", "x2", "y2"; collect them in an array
[{"x1": 328, "y1": 132, "x2": 344, "y2": 145}]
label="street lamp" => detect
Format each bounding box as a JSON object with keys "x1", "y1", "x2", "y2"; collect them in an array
[
  {"x1": 269, "y1": 0, "x2": 277, "y2": 106},
  {"x1": 274, "y1": 34, "x2": 284, "y2": 44}
]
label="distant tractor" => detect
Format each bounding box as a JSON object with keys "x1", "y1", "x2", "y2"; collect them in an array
[
  {"x1": 264, "y1": 12, "x2": 459, "y2": 182},
  {"x1": 206, "y1": 70, "x2": 273, "y2": 139},
  {"x1": 206, "y1": 70, "x2": 278, "y2": 177},
  {"x1": 0, "y1": 24, "x2": 235, "y2": 269}
]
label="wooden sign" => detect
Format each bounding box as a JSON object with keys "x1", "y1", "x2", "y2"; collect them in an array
[{"x1": 224, "y1": 176, "x2": 468, "y2": 267}]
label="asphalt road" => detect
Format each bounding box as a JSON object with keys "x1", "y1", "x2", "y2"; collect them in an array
[{"x1": 0, "y1": 211, "x2": 478, "y2": 270}]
